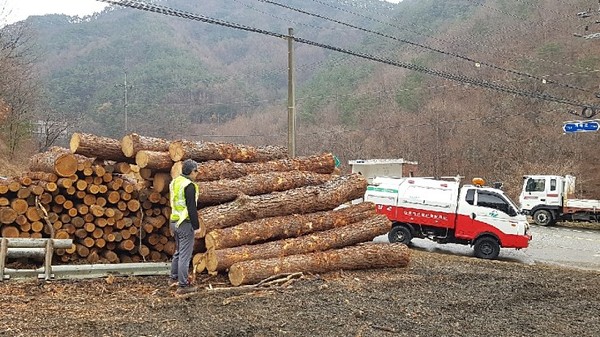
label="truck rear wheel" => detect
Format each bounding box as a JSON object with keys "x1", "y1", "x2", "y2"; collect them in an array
[
  {"x1": 473, "y1": 237, "x2": 500, "y2": 259},
  {"x1": 388, "y1": 225, "x2": 412, "y2": 245},
  {"x1": 533, "y1": 209, "x2": 553, "y2": 226}
]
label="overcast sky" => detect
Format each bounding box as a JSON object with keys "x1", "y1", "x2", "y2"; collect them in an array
[
  {"x1": 1, "y1": 0, "x2": 108, "y2": 25},
  {"x1": 1, "y1": 0, "x2": 402, "y2": 26}
]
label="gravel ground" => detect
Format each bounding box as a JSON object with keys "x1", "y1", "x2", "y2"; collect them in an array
[{"x1": 1, "y1": 245, "x2": 599, "y2": 337}]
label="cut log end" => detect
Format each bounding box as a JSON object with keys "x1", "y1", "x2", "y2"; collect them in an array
[
  {"x1": 136, "y1": 151, "x2": 149, "y2": 168},
  {"x1": 168, "y1": 142, "x2": 185, "y2": 162},
  {"x1": 122, "y1": 134, "x2": 135, "y2": 157},
  {"x1": 70, "y1": 133, "x2": 81, "y2": 153}
]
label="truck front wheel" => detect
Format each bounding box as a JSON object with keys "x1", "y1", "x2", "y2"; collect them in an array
[
  {"x1": 473, "y1": 237, "x2": 500, "y2": 259},
  {"x1": 533, "y1": 209, "x2": 554, "y2": 226},
  {"x1": 388, "y1": 225, "x2": 412, "y2": 245}
]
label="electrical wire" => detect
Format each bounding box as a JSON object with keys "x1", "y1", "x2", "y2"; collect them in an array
[
  {"x1": 96, "y1": 0, "x2": 600, "y2": 118},
  {"x1": 319, "y1": 0, "x2": 597, "y2": 73},
  {"x1": 264, "y1": 0, "x2": 593, "y2": 94}
]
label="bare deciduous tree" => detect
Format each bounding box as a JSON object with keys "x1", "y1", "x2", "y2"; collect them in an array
[{"x1": 0, "y1": 17, "x2": 37, "y2": 158}]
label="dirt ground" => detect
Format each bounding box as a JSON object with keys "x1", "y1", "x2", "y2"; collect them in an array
[{"x1": 1, "y1": 244, "x2": 599, "y2": 337}]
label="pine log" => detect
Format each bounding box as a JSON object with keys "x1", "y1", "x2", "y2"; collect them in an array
[
  {"x1": 170, "y1": 161, "x2": 182, "y2": 178},
  {"x1": 135, "y1": 150, "x2": 173, "y2": 171},
  {"x1": 23, "y1": 171, "x2": 58, "y2": 182},
  {"x1": 122, "y1": 133, "x2": 171, "y2": 158},
  {"x1": 207, "y1": 214, "x2": 391, "y2": 272},
  {"x1": 205, "y1": 202, "x2": 376, "y2": 250},
  {"x1": 29, "y1": 150, "x2": 79, "y2": 177},
  {"x1": 195, "y1": 153, "x2": 335, "y2": 182},
  {"x1": 1, "y1": 225, "x2": 20, "y2": 237},
  {"x1": 198, "y1": 174, "x2": 367, "y2": 236},
  {"x1": 192, "y1": 253, "x2": 207, "y2": 274},
  {"x1": 152, "y1": 173, "x2": 171, "y2": 193},
  {"x1": 198, "y1": 171, "x2": 333, "y2": 206},
  {"x1": 169, "y1": 139, "x2": 287, "y2": 163},
  {"x1": 16, "y1": 188, "x2": 30, "y2": 199},
  {"x1": 10, "y1": 199, "x2": 29, "y2": 215},
  {"x1": 228, "y1": 243, "x2": 410, "y2": 286},
  {"x1": 70, "y1": 132, "x2": 132, "y2": 162},
  {"x1": 0, "y1": 207, "x2": 18, "y2": 224}
]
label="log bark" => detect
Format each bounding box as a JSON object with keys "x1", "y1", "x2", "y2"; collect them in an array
[
  {"x1": 205, "y1": 202, "x2": 376, "y2": 250},
  {"x1": 135, "y1": 150, "x2": 173, "y2": 171},
  {"x1": 198, "y1": 171, "x2": 333, "y2": 206},
  {"x1": 228, "y1": 243, "x2": 410, "y2": 286},
  {"x1": 198, "y1": 174, "x2": 367, "y2": 236},
  {"x1": 70, "y1": 132, "x2": 132, "y2": 162},
  {"x1": 195, "y1": 153, "x2": 335, "y2": 182},
  {"x1": 121, "y1": 133, "x2": 171, "y2": 158},
  {"x1": 206, "y1": 214, "x2": 391, "y2": 272},
  {"x1": 169, "y1": 139, "x2": 287, "y2": 163},
  {"x1": 29, "y1": 150, "x2": 79, "y2": 177}
]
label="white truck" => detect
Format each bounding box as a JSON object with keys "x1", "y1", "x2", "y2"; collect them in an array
[
  {"x1": 364, "y1": 176, "x2": 531, "y2": 259},
  {"x1": 519, "y1": 174, "x2": 600, "y2": 226}
]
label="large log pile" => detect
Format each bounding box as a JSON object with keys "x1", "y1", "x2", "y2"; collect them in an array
[{"x1": 1, "y1": 132, "x2": 410, "y2": 284}]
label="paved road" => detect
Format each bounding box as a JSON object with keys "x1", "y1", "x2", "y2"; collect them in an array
[{"x1": 374, "y1": 224, "x2": 600, "y2": 270}]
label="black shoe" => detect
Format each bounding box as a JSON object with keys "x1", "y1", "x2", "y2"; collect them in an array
[{"x1": 175, "y1": 286, "x2": 197, "y2": 295}]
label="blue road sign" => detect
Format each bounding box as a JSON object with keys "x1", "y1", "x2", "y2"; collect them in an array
[{"x1": 563, "y1": 120, "x2": 600, "y2": 133}]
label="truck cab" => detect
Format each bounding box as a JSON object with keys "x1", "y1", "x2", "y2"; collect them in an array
[
  {"x1": 519, "y1": 175, "x2": 600, "y2": 225},
  {"x1": 365, "y1": 177, "x2": 531, "y2": 259}
]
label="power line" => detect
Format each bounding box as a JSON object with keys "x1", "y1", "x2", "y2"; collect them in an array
[
  {"x1": 264, "y1": 0, "x2": 594, "y2": 94},
  {"x1": 96, "y1": 0, "x2": 600, "y2": 118},
  {"x1": 317, "y1": 0, "x2": 597, "y2": 73}
]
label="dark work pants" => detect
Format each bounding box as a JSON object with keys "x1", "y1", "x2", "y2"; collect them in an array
[{"x1": 170, "y1": 220, "x2": 194, "y2": 287}]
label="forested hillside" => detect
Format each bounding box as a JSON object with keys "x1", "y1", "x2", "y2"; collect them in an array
[{"x1": 2, "y1": 0, "x2": 600, "y2": 199}]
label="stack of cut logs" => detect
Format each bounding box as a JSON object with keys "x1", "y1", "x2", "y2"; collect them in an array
[{"x1": 0, "y1": 132, "x2": 410, "y2": 285}]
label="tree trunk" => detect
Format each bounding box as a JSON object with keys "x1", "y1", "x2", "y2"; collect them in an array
[
  {"x1": 198, "y1": 174, "x2": 367, "y2": 236},
  {"x1": 169, "y1": 139, "x2": 287, "y2": 163},
  {"x1": 196, "y1": 153, "x2": 335, "y2": 182},
  {"x1": 205, "y1": 202, "x2": 376, "y2": 250},
  {"x1": 70, "y1": 132, "x2": 132, "y2": 162},
  {"x1": 135, "y1": 150, "x2": 173, "y2": 171},
  {"x1": 228, "y1": 243, "x2": 410, "y2": 286},
  {"x1": 198, "y1": 171, "x2": 333, "y2": 206},
  {"x1": 121, "y1": 133, "x2": 171, "y2": 158},
  {"x1": 206, "y1": 214, "x2": 390, "y2": 272},
  {"x1": 29, "y1": 150, "x2": 79, "y2": 177}
]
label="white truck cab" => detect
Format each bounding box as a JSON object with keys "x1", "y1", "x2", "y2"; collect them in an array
[
  {"x1": 519, "y1": 175, "x2": 600, "y2": 226},
  {"x1": 365, "y1": 176, "x2": 531, "y2": 259}
]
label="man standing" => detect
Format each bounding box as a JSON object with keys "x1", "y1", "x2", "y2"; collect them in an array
[{"x1": 169, "y1": 159, "x2": 201, "y2": 295}]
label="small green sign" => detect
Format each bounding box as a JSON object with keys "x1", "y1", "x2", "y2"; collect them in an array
[{"x1": 333, "y1": 155, "x2": 341, "y2": 168}]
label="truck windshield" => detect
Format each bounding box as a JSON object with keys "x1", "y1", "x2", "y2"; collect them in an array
[
  {"x1": 525, "y1": 178, "x2": 545, "y2": 192},
  {"x1": 477, "y1": 190, "x2": 520, "y2": 216}
]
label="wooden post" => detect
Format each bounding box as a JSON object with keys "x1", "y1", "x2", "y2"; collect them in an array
[
  {"x1": 0, "y1": 238, "x2": 7, "y2": 281},
  {"x1": 44, "y1": 239, "x2": 54, "y2": 280}
]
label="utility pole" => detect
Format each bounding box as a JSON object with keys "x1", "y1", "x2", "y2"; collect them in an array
[
  {"x1": 115, "y1": 71, "x2": 133, "y2": 134},
  {"x1": 287, "y1": 27, "x2": 296, "y2": 158}
]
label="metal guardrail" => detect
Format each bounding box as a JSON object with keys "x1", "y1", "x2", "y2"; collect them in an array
[
  {"x1": 1, "y1": 238, "x2": 170, "y2": 281},
  {"x1": 3, "y1": 262, "x2": 170, "y2": 280}
]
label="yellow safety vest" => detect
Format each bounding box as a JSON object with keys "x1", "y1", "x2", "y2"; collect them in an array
[{"x1": 169, "y1": 175, "x2": 199, "y2": 227}]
